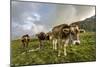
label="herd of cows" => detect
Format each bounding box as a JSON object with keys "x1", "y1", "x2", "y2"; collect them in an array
[{"x1": 21, "y1": 24, "x2": 85, "y2": 56}]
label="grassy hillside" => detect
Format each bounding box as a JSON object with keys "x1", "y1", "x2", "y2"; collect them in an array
[
  {"x1": 71, "y1": 15, "x2": 96, "y2": 32},
  {"x1": 11, "y1": 32, "x2": 96, "y2": 66}
]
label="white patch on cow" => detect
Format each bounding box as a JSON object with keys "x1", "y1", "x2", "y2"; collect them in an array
[
  {"x1": 25, "y1": 37, "x2": 28, "y2": 40},
  {"x1": 73, "y1": 40, "x2": 80, "y2": 45}
]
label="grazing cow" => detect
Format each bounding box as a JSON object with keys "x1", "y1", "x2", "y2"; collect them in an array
[
  {"x1": 52, "y1": 24, "x2": 80, "y2": 56},
  {"x1": 36, "y1": 32, "x2": 47, "y2": 49},
  {"x1": 21, "y1": 34, "x2": 30, "y2": 48}
]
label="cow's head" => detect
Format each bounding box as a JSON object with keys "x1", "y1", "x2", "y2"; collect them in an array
[
  {"x1": 63, "y1": 25, "x2": 80, "y2": 45},
  {"x1": 36, "y1": 32, "x2": 47, "y2": 40}
]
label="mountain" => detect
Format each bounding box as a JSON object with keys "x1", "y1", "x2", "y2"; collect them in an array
[{"x1": 71, "y1": 15, "x2": 96, "y2": 32}]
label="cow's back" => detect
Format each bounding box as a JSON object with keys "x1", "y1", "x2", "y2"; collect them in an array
[{"x1": 52, "y1": 24, "x2": 69, "y2": 39}]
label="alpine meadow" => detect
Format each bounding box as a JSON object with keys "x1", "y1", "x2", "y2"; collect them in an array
[{"x1": 11, "y1": 1, "x2": 96, "y2": 66}]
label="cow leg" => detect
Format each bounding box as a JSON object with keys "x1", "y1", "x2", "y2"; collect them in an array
[
  {"x1": 53, "y1": 39, "x2": 57, "y2": 50},
  {"x1": 64, "y1": 44, "x2": 67, "y2": 56},
  {"x1": 39, "y1": 40, "x2": 42, "y2": 49},
  {"x1": 49, "y1": 36, "x2": 52, "y2": 44},
  {"x1": 54, "y1": 39, "x2": 57, "y2": 50},
  {"x1": 26, "y1": 42, "x2": 28, "y2": 48},
  {"x1": 58, "y1": 39, "x2": 62, "y2": 56},
  {"x1": 53, "y1": 39, "x2": 55, "y2": 50},
  {"x1": 64, "y1": 39, "x2": 69, "y2": 56},
  {"x1": 22, "y1": 42, "x2": 25, "y2": 48},
  {"x1": 26, "y1": 38, "x2": 30, "y2": 48}
]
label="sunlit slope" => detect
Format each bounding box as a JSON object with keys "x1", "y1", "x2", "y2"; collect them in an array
[{"x1": 11, "y1": 32, "x2": 96, "y2": 66}]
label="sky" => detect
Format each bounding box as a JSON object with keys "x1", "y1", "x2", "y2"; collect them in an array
[{"x1": 11, "y1": 1, "x2": 95, "y2": 40}]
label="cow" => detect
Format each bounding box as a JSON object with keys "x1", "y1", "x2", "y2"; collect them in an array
[
  {"x1": 21, "y1": 34, "x2": 30, "y2": 48},
  {"x1": 45, "y1": 31, "x2": 54, "y2": 49},
  {"x1": 52, "y1": 24, "x2": 80, "y2": 56},
  {"x1": 36, "y1": 32, "x2": 47, "y2": 49}
]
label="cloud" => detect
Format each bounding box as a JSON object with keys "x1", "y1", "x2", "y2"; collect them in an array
[
  {"x1": 32, "y1": 23, "x2": 46, "y2": 34},
  {"x1": 21, "y1": 12, "x2": 47, "y2": 34},
  {"x1": 53, "y1": 5, "x2": 95, "y2": 25},
  {"x1": 22, "y1": 21, "x2": 47, "y2": 35},
  {"x1": 11, "y1": 9, "x2": 47, "y2": 39},
  {"x1": 11, "y1": 1, "x2": 95, "y2": 40},
  {"x1": 12, "y1": 21, "x2": 47, "y2": 40}
]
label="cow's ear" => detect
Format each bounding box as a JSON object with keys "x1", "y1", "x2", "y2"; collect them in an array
[
  {"x1": 74, "y1": 26, "x2": 79, "y2": 33},
  {"x1": 63, "y1": 28, "x2": 69, "y2": 33}
]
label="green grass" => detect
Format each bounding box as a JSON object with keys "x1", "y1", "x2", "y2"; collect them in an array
[{"x1": 11, "y1": 32, "x2": 96, "y2": 66}]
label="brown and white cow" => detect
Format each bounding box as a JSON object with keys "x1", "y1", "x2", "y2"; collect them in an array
[
  {"x1": 21, "y1": 34, "x2": 30, "y2": 48},
  {"x1": 52, "y1": 24, "x2": 80, "y2": 56}
]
